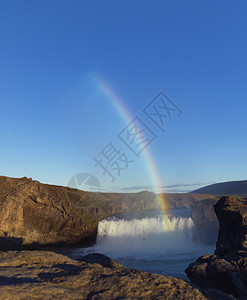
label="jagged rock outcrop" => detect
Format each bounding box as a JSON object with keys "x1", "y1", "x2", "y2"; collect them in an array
[
  {"x1": 0, "y1": 250, "x2": 233, "y2": 299},
  {"x1": 186, "y1": 196, "x2": 247, "y2": 298},
  {"x1": 214, "y1": 196, "x2": 247, "y2": 256},
  {"x1": 186, "y1": 253, "x2": 247, "y2": 298}
]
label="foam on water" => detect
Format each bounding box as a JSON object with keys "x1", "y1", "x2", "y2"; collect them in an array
[
  {"x1": 96, "y1": 215, "x2": 195, "y2": 255},
  {"x1": 76, "y1": 211, "x2": 214, "y2": 279}
]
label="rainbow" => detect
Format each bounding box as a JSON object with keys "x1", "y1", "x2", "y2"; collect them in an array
[{"x1": 88, "y1": 73, "x2": 170, "y2": 229}]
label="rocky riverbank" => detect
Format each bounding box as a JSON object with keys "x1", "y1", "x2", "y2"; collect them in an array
[
  {"x1": 0, "y1": 176, "x2": 240, "y2": 299},
  {"x1": 0, "y1": 250, "x2": 233, "y2": 299}
]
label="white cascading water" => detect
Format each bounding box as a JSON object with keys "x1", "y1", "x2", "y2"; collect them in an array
[
  {"x1": 77, "y1": 212, "x2": 214, "y2": 279},
  {"x1": 96, "y1": 216, "x2": 195, "y2": 255}
]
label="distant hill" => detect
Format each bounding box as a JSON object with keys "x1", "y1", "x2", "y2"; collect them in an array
[{"x1": 191, "y1": 180, "x2": 247, "y2": 197}]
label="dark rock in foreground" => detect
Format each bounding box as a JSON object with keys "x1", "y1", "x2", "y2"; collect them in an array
[
  {"x1": 186, "y1": 196, "x2": 247, "y2": 298},
  {"x1": 0, "y1": 250, "x2": 232, "y2": 300},
  {"x1": 215, "y1": 196, "x2": 247, "y2": 256},
  {"x1": 79, "y1": 252, "x2": 122, "y2": 268},
  {"x1": 186, "y1": 253, "x2": 247, "y2": 298}
]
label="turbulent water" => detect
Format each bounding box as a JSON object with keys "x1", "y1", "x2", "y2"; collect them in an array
[{"x1": 76, "y1": 209, "x2": 215, "y2": 279}]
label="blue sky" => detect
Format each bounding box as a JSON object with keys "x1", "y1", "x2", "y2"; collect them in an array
[{"x1": 0, "y1": 1, "x2": 247, "y2": 193}]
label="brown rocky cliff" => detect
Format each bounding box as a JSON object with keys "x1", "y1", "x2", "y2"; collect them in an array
[
  {"x1": 0, "y1": 175, "x2": 215, "y2": 249},
  {"x1": 0, "y1": 176, "x2": 160, "y2": 248},
  {"x1": 214, "y1": 196, "x2": 247, "y2": 255},
  {"x1": 191, "y1": 198, "x2": 219, "y2": 225},
  {"x1": 0, "y1": 176, "x2": 102, "y2": 247},
  {"x1": 186, "y1": 196, "x2": 247, "y2": 298}
]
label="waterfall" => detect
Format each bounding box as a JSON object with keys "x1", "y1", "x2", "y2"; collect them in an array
[
  {"x1": 95, "y1": 215, "x2": 195, "y2": 256},
  {"x1": 75, "y1": 210, "x2": 214, "y2": 279}
]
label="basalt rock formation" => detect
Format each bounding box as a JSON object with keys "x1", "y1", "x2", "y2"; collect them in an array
[
  {"x1": 186, "y1": 196, "x2": 247, "y2": 298},
  {"x1": 0, "y1": 175, "x2": 214, "y2": 250},
  {"x1": 191, "y1": 198, "x2": 218, "y2": 225},
  {"x1": 191, "y1": 198, "x2": 219, "y2": 245},
  {"x1": 214, "y1": 196, "x2": 247, "y2": 256}
]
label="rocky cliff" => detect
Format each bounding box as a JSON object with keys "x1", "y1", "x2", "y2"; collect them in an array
[
  {"x1": 0, "y1": 176, "x2": 158, "y2": 249},
  {"x1": 215, "y1": 196, "x2": 247, "y2": 256},
  {"x1": 0, "y1": 175, "x2": 214, "y2": 250},
  {"x1": 186, "y1": 196, "x2": 247, "y2": 298},
  {"x1": 191, "y1": 198, "x2": 219, "y2": 245}
]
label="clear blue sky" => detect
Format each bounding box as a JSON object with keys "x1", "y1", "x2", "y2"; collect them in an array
[{"x1": 1, "y1": 0, "x2": 247, "y2": 193}]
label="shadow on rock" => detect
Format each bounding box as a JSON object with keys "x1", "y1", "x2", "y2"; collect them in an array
[
  {"x1": 0, "y1": 237, "x2": 23, "y2": 251},
  {"x1": 38, "y1": 263, "x2": 82, "y2": 280},
  {"x1": 0, "y1": 275, "x2": 39, "y2": 286},
  {"x1": 186, "y1": 196, "x2": 247, "y2": 298}
]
